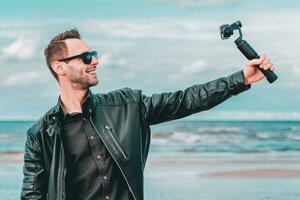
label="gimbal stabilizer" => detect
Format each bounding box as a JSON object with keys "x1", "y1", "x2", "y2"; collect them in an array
[{"x1": 220, "y1": 21, "x2": 278, "y2": 83}]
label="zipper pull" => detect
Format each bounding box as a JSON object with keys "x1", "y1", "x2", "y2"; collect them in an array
[{"x1": 105, "y1": 125, "x2": 112, "y2": 130}]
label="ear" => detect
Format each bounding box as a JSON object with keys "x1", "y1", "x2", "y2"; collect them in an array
[{"x1": 51, "y1": 61, "x2": 67, "y2": 77}]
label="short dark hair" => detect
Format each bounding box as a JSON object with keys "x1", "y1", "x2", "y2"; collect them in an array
[{"x1": 44, "y1": 28, "x2": 81, "y2": 81}]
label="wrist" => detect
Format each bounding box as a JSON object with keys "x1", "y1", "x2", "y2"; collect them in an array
[{"x1": 243, "y1": 69, "x2": 251, "y2": 85}]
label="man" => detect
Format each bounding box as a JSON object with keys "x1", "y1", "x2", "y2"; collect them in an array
[{"x1": 21, "y1": 28, "x2": 274, "y2": 200}]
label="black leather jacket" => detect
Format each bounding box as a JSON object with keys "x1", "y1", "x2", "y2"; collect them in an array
[{"x1": 21, "y1": 71, "x2": 250, "y2": 200}]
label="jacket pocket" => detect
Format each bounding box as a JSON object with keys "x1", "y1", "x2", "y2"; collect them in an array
[{"x1": 104, "y1": 125, "x2": 128, "y2": 160}]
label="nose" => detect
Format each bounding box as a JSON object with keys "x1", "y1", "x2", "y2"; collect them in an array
[{"x1": 91, "y1": 56, "x2": 99, "y2": 66}]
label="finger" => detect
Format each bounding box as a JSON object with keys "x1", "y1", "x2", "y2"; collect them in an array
[
  {"x1": 260, "y1": 58, "x2": 270, "y2": 68},
  {"x1": 248, "y1": 54, "x2": 266, "y2": 66},
  {"x1": 263, "y1": 62, "x2": 273, "y2": 70},
  {"x1": 260, "y1": 54, "x2": 266, "y2": 62},
  {"x1": 270, "y1": 66, "x2": 275, "y2": 71}
]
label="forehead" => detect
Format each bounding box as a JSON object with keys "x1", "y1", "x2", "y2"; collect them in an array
[{"x1": 64, "y1": 38, "x2": 91, "y2": 56}]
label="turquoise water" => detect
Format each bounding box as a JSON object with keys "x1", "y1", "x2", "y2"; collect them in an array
[
  {"x1": 151, "y1": 120, "x2": 300, "y2": 153},
  {"x1": 0, "y1": 121, "x2": 33, "y2": 152},
  {"x1": 1, "y1": 120, "x2": 300, "y2": 199},
  {"x1": 1, "y1": 120, "x2": 300, "y2": 153}
]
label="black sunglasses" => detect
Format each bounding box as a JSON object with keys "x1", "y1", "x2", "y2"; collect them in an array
[{"x1": 59, "y1": 51, "x2": 98, "y2": 64}]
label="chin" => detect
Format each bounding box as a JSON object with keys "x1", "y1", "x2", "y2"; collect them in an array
[{"x1": 89, "y1": 79, "x2": 99, "y2": 87}]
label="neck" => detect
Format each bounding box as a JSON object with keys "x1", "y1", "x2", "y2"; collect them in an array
[{"x1": 59, "y1": 82, "x2": 88, "y2": 114}]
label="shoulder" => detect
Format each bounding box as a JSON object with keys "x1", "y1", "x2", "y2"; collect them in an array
[
  {"x1": 27, "y1": 105, "x2": 58, "y2": 137},
  {"x1": 93, "y1": 87, "x2": 142, "y2": 105}
]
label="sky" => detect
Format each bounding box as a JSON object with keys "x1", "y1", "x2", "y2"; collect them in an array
[{"x1": 0, "y1": 0, "x2": 299, "y2": 120}]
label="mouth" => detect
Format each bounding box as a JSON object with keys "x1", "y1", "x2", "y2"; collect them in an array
[{"x1": 86, "y1": 68, "x2": 97, "y2": 75}]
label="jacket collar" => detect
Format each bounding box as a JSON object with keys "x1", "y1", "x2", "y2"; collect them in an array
[{"x1": 48, "y1": 89, "x2": 96, "y2": 122}]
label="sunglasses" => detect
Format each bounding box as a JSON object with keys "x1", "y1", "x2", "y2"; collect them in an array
[{"x1": 59, "y1": 51, "x2": 98, "y2": 64}]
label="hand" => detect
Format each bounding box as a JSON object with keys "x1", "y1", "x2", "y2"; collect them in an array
[{"x1": 243, "y1": 54, "x2": 275, "y2": 85}]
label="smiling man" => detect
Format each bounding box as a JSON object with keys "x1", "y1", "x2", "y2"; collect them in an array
[{"x1": 21, "y1": 28, "x2": 275, "y2": 200}]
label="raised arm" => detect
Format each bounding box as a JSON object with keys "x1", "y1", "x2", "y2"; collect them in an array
[{"x1": 140, "y1": 70, "x2": 250, "y2": 125}]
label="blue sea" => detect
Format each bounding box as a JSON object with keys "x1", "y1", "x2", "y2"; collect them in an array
[
  {"x1": 1, "y1": 120, "x2": 300, "y2": 153},
  {"x1": 1, "y1": 120, "x2": 300, "y2": 200},
  {"x1": 151, "y1": 120, "x2": 300, "y2": 153}
]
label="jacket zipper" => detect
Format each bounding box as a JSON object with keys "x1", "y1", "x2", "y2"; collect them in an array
[
  {"x1": 89, "y1": 116, "x2": 137, "y2": 200},
  {"x1": 60, "y1": 144, "x2": 66, "y2": 200},
  {"x1": 58, "y1": 154, "x2": 63, "y2": 200},
  {"x1": 105, "y1": 125, "x2": 128, "y2": 159}
]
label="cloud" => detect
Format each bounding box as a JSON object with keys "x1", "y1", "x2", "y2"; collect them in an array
[
  {"x1": 1, "y1": 9, "x2": 300, "y2": 119},
  {"x1": 99, "y1": 53, "x2": 134, "y2": 79},
  {"x1": 87, "y1": 13, "x2": 300, "y2": 91},
  {"x1": 167, "y1": 60, "x2": 208, "y2": 81},
  {"x1": 181, "y1": 60, "x2": 208, "y2": 74},
  {"x1": 166, "y1": 74, "x2": 180, "y2": 81},
  {"x1": 123, "y1": 72, "x2": 136, "y2": 79},
  {"x1": 3, "y1": 71, "x2": 49, "y2": 87},
  {"x1": 292, "y1": 65, "x2": 300, "y2": 75},
  {"x1": 87, "y1": 19, "x2": 217, "y2": 41},
  {"x1": 101, "y1": 53, "x2": 128, "y2": 68},
  {"x1": 1, "y1": 37, "x2": 39, "y2": 61},
  {"x1": 152, "y1": 0, "x2": 239, "y2": 7}
]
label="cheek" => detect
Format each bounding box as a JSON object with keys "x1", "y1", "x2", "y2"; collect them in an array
[{"x1": 67, "y1": 65, "x2": 86, "y2": 76}]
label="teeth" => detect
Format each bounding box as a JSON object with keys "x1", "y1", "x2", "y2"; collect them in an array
[{"x1": 87, "y1": 69, "x2": 96, "y2": 74}]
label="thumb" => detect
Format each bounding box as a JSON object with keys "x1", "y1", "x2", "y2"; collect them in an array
[{"x1": 248, "y1": 54, "x2": 266, "y2": 66}]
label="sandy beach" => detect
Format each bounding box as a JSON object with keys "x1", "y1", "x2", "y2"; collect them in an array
[
  {"x1": 1, "y1": 151, "x2": 300, "y2": 200},
  {"x1": 144, "y1": 152, "x2": 300, "y2": 200},
  {"x1": 204, "y1": 169, "x2": 300, "y2": 178}
]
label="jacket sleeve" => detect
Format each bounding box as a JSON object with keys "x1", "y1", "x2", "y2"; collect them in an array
[
  {"x1": 140, "y1": 70, "x2": 250, "y2": 125},
  {"x1": 21, "y1": 131, "x2": 47, "y2": 200}
]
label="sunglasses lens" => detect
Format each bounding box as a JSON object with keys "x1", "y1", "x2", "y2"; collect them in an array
[
  {"x1": 82, "y1": 52, "x2": 92, "y2": 64},
  {"x1": 92, "y1": 51, "x2": 98, "y2": 60},
  {"x1": 82, "y1": 51, "x2": 98, "y2": 64}
]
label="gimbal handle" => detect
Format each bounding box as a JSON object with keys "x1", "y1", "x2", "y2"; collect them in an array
[{"x1": 235, "y1": 37, "x2": 278, "y2": 83}]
